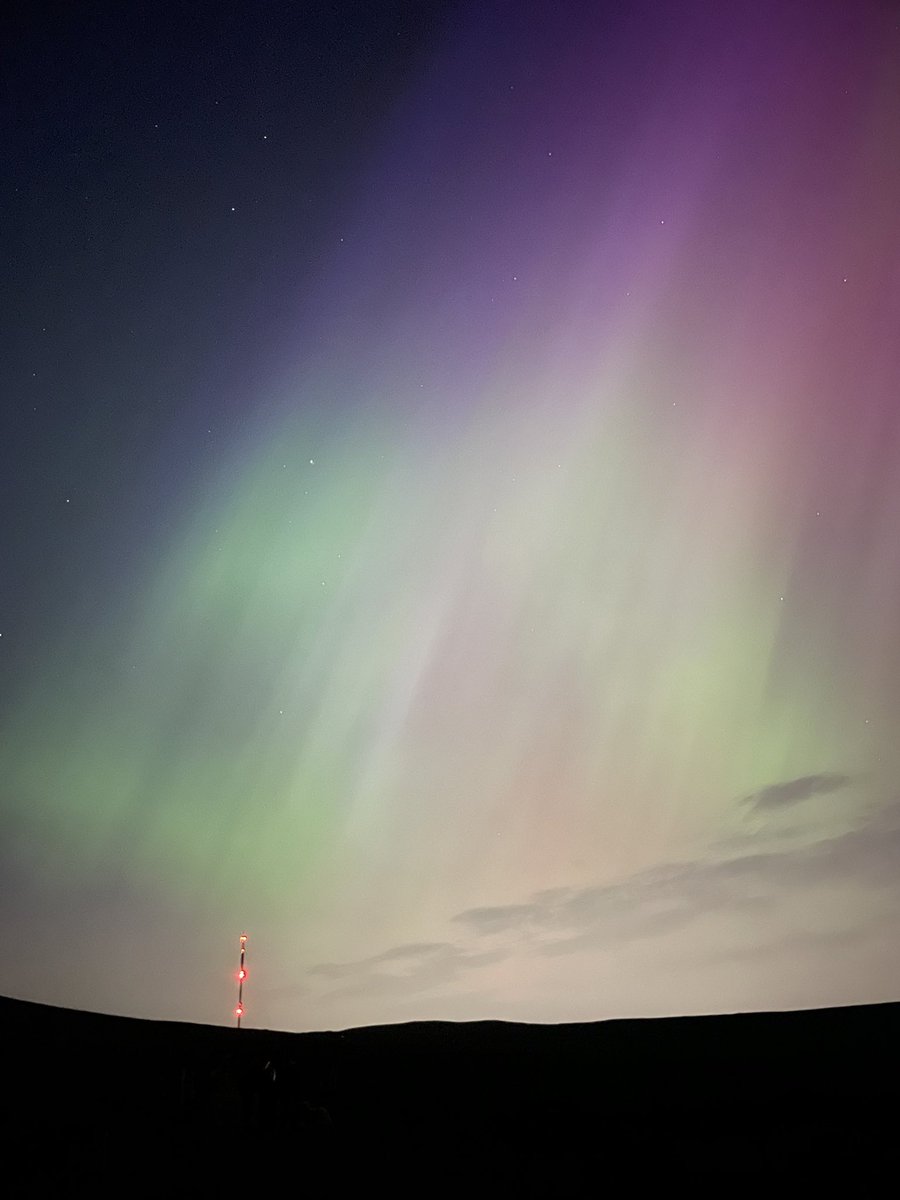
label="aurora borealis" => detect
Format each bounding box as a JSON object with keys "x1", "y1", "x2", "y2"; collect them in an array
[{"x1": 2, "y1": 0, "x2": 900, "y2": 1032}]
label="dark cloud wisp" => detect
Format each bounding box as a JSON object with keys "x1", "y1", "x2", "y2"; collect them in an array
[{"x1": 742, "y1": 773, "x2": 852, "y2": 811}]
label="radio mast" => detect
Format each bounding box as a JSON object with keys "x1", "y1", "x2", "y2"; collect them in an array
[{"x1": 235, "y1": 933, "x2": 248, "y2": 1028}]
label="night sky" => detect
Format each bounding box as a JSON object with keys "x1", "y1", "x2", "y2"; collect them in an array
[{"x1": 3, "y1": 0, "x2": 900, "y2": 1033}]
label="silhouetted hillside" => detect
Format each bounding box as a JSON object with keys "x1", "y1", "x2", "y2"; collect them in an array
[{"x1": 2, "y1": 995, "x2": 897, "y2": 1191}]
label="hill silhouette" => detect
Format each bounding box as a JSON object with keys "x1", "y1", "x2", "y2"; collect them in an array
[{"x1": 2, "y1": 994, "x2": 897, "y2": 1191}]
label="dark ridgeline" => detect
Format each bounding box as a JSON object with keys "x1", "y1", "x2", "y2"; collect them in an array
[{"x1": 1, "y1": 994, "x2": 897, "y2": 1191}]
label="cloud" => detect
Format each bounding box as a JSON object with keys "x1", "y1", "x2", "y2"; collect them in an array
[
  {"x1": 742, "y1": 773, "x2": 852, "y2": 811},
  {"x1": 452, "y1": 804, "x2": 900, "y2": 958},
  {"x1": 310, "y1": 942, "x2": 455, "y2": 979},
  {"x1": 307, "y1": 800, "x2": 900, "y2": 1007},
  {"x1": 448, "y1": 903, "x2": 540, "y2": 934},
  {"x1": 309, "y1": 940, "x2": 507, "y2": 997},
  {"x1": 372, "y1": 942, "x2": 453, "y2": 964}
]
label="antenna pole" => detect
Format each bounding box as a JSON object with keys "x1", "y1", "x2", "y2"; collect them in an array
[{"x1": 235, "y1": 933, "x2": 248, "y2": 1028}]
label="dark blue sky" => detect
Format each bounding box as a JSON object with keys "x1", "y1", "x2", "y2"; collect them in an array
[{"x1": 2, "y1": 1, "x2": 455, "y2": 691}]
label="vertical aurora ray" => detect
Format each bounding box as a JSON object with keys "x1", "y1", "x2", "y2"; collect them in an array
[{"x1": 2, "y1": 0, "x2": 900, "y2": 1028}]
